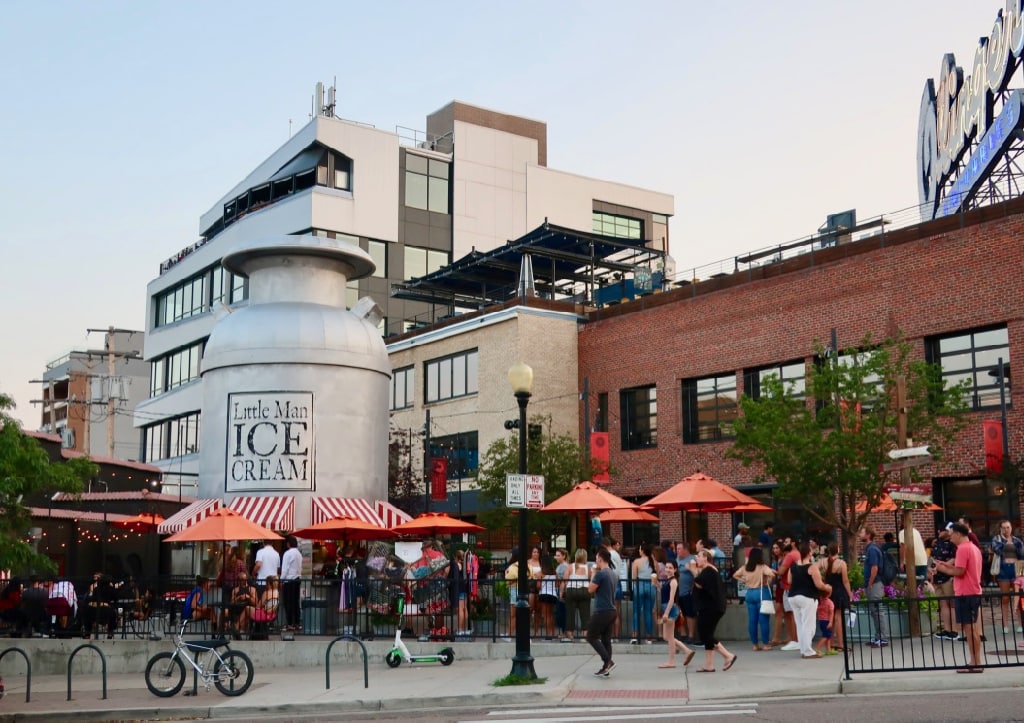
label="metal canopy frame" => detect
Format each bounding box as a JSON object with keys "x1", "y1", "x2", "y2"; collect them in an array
[{"x1": 390, "y1": 221, "x2": 665, "y2": 308}]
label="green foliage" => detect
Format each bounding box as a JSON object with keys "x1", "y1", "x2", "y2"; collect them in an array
[
  {"x1": 847, "y1": 558, "x2": 864, "y2": 590},
  {"x1": 494, "y1": 580, "x2": 510, "y2": 601},
  {"x1": 0, "y1": 393, "x2": 95, "y2": 574},
  {"x1": 475, "y1": 414, "x2": 591, "y2": 546},
  {"x1": 492, "y1": 673, "x2": 548, "y2": 686},
  {"x1": 387, "y1": 425, "x2": 424, "y2": 518},
  {"x1": 728, "y1": 334, "x2": 969, "y2": 542}
]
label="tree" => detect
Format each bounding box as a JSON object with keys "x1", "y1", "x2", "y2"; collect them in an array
[
  {"x1": 387, "y1": 425, "x2": 424, "y2": 518},
  {"x1": 0, "y1": 393, "x2": 96, "y2": 574},
  {"x1": 728, "y1": 334, "x2": 969, "y2": 542},
  {"x1": 475, "y1": 414, "x2": 591, "y2": 547}
]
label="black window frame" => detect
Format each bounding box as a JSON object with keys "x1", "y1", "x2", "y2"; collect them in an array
[
  {"x1": 682, "y1": 373, "x2": 738, "y2": 444},
  {"x1": 424, "y1": 349, "x2": 479, "y2": 404},
  {"x1": 925, "y1": 325, "x2": 1011, "y2": 411},
  {"x1": 620, "y1": 385, "x2": 657, "y2": 450}
]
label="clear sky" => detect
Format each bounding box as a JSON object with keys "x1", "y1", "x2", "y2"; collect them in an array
[{"x1": 0, "y1": 0, "x2": 1005, "y2": 428}]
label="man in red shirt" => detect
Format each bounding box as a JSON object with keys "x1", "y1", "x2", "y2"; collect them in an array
[
  {"x1": 934, "y1": 522, "x2": 983, "y2": 673},
  {"x1": 776, "y1": 540, "x2": 801, "y2": 651}
]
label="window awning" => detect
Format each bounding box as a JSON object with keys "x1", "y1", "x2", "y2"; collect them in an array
[
  {"x1": 157, "y1": 499, "x2": 223, "y2": 534},
  {"x1": 228, "y1": 496, "x2": 295, "y2": 531},
  {"x1": 312, "y1": 497, "x2": 385, "y2": 527},
  {"x1": 269, "y1": 145, "x2": 326, "y2": 182},
  {"x1": 375, "y1": 500, "x2": 412, "y2": 528}
]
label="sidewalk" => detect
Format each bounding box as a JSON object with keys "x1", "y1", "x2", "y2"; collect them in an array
[{"x1": 1, "y1": 641, "x2": 1023, "y2": 720}]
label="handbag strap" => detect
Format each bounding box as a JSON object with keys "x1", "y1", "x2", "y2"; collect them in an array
[{"x1": 759, "y1": 568, "x2": 765, "y2": 601}]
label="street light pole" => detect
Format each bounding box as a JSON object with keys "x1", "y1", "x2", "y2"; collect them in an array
[{"x1": 508, "y1": 361, "x2": 537, "y2": 680}]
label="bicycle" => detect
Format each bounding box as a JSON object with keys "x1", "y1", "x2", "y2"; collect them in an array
[{"x1": 144, "y1": 618, "x2": 254, "y2": 697}]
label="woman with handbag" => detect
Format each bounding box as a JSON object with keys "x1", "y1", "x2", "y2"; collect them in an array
[{"x1": 732, "y1": 547, "x2": 776, "y2": 650}]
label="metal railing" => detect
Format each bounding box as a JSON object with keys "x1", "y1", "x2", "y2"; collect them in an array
[{"x1": 843, "y1": 590, "x2": 1024, "y2": 677}]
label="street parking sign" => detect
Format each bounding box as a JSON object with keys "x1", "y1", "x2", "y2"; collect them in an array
[{"x1": 506, "y1": 474, "x2": 545, "y2": 509}]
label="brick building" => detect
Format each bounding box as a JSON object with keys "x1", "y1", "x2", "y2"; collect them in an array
[{"x1": 578, "y1": 199, "x2": 1024, "y2": 553}]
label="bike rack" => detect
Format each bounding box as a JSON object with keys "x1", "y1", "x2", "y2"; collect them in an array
[
  {"x1": 0, "y1": 647, "x2": 32, "y2": 702},
  {"x1": 66, "y1": 643, "x2": 107, "y2": 701},
  {"x1": 325, "y1": 635, "x2": 368, "y2": 689}
]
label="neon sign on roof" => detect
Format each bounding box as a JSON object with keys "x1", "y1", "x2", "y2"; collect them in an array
[{"x1": 917, "y1": 0, "x2": 1024, "y2": 219}]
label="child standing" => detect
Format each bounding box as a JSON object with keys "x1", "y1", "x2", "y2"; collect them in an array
[{"x1": 815, "y1": 590, "x2": 835, "y2": 656}]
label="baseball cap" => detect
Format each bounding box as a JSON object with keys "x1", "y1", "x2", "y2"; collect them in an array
[
  {"x1": 738, "y1": 522, "x2": 750, "y2": 530},
  {"x1": 944, "y1": 521, "x2": 955, "y2": 532}
]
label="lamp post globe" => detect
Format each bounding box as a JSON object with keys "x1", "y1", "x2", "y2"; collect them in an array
[{"x1": 508, "y1": 361, "x2": 537, "y2": 680}]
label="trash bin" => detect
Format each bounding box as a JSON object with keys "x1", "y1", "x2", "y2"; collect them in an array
[{"x1": 302, "y1": 599, "x2": 328, "y2": 635}]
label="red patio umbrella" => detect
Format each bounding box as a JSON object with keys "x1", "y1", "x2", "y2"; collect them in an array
[
  {"x1": 390, "y1": 512, "x2": 484, "y2": 538},
  {"x1": 541, "y1": 481, "x2": 638, "y2": 513},
  {"x1": 644, "y1": 472, "x2": 762, "y2": 542},
  {"x1": 162, "y1": 507, "x2": 283, "y2": 543},
  {"x1": 598, "y1": 508, "x2": 659, "y2": 523},
  {"x1": 855, "y1": 492, "x2": 942, "y2": 513},
  {"x1": 111, "y1": 512, "x2": 166, "y2": 533},
  {"x1": 291, "y1": 515, "x2": 396, "y2": 543}
]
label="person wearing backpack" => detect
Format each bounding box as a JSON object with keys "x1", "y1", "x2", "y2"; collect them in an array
[{"x1": 859, "y1": 523, "x2": 889, "y2": 647}]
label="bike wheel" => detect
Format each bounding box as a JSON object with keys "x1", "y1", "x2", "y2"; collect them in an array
[
  {"x1": 385, "y1": 650, "x2": 402, "y2": 668},
  {"x1": 214, "y1": 649, "x2": 254, "y2": 696},
  {"x1": 144, "y1": 652, "x2": 185, "y2": 697}
]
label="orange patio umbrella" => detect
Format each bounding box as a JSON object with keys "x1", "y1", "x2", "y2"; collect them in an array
[
  {"x1": 162, "y1": 507, "x2": 284, "y2": 543},
  {"x1": 598, "y1": 507, "x2": 659, "y2": 523},
  {"x1": 644, "y1": 472, "x2": 760, "y2": 512},
  {"x1": 541, "y1": 481, "x2": 638, "y2": 513},
  {"x1": 720, "y1": 501, "x2": 774, "y2": 513},
  {"x1": 390, "y1": 512, "x2": 485, "y2": 538},
  {"x1": 292, "y1": 515, "x2": 397, "y2": 543},
  {"x1": 111, "y1": 512, "x2": 166, "y2": 533}
]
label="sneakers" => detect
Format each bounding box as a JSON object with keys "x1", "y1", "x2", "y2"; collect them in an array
[
  {"x1": 629, "y1": 638, "x2": 639, "y2": 645},
  {"x1": 603, "y1": 661, "x2": 616, "y2": 676},
  {"x1": 934, "y1": 630, "x2": 957, "y2": 640},
  {"x1": 867, "y1": 639, "x2": 889, "y2": 648},
  {"x1": 593, "y1": 663, "x2": 609, "y2": 676},
  {"x1": 780, "y1": 641, "x2": 801, "y2": 651}
]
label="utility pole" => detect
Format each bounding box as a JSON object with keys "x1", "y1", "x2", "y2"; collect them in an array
[
  {"x1": 895, "y1": 376, "x2": 922, "y2": 637},
  {"x1": 424, "y1": 408, "x2": 431, "y2": 513}
]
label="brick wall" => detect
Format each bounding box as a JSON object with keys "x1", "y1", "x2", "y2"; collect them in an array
[{"x1": 579, "y1": 203, "x2": 1024, "y2": 548}]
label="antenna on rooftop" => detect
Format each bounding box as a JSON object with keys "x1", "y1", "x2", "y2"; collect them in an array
[{"x1": 313, "y1": 79, "x2": 337, "y2": 119}]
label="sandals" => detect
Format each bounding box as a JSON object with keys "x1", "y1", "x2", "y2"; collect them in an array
[
  {"x1": 695, "y1": 667, "x2": 715, "y2": 672},
  {"x1": 955, "y1": 667, "x2": 984, "y2": 673},
  {"x1": 723, "y1": 655, "x2": 738, "y2": 671},
  {"x1": 683, "y1": 650, "x2": 695, "y2": 667}
]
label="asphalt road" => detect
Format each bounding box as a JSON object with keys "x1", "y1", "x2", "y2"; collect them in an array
[{"x1": 199, "y1": 688, "x2": 1024, "y2": 723}]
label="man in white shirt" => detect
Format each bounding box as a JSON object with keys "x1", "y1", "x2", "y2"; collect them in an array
[
  {"x1": 898, "y1": 526, "x2": 928, "y2": 581},
  {"x1": 46, "y1": 576, "x2": 78, "y2": 633},
  {"x1": 280, "y1": 535, "x2": 302, "y2": 631},
  {"x1": 253, "y1": 540, "x2": 281, "y2": 590}
]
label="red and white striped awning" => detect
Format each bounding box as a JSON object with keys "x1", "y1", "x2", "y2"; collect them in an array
[
  {"x1": 312, "y1": 497, "x2": 385, "y2": 526},
  {"x1": 228, "y1": 496, "x2": 295, "y2": 531},
  {"x1": 157, "y1": 499, "x2": 223, "y2": 534},
  {"x1": 375, "y1": 499, "x2": 412, "y2": 528}
]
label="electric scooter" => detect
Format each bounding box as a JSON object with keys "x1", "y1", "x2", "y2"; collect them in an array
[{"x1": 384, "y1": 597, "x2": 455, "y2": 668}]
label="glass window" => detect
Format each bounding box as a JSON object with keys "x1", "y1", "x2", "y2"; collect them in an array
[
  {"x1": 405, "y1": 172, "x2": 428, "y2": 210},
  {"x1": 405, "y1": 154, "x2": 450, "y2": 213},
  {"x1": 620, "y1": 385, "x2": 657, "y2": 450},
  {"x1": 682, "y1": 374, "x2": 738, "y2": 443},
  {"x1": 368, "y1": 240, "x2": 387, "y2": 278},
  {"x1": 346, "y1": 280, "x2": 359, "y2": 309},
  {"x1": 424, "y1": 349, "x2": 478, "y2": 403},
  {"x1": 427, "y1": 249, "x2": 449, "y2": 275},
  {"x1": 927, "y1": 326, "x2": 1010, "y2": 410},
  {"x1": 150, "y1": 357, "x2": 165, "y2": 397},
  {"x1": 593, "y1": 211, "x2": 643, "y2": 240},
  {"x1": 391, "y1": 366, "x2": 414, "y2": 410},
  {"x1": 744, "y1": 360, "x2": 806, "y2": 400},
  {"x1": 429, "y1": 431, "x2": 479, "y2": 478},
  {"x1": 405, "y1": 246, "x2": 427, "y2": 278}
]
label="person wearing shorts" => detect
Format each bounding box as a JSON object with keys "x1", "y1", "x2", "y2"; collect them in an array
[{"x1": 934, "y1": 522, "x2": 983, "y2": 673}]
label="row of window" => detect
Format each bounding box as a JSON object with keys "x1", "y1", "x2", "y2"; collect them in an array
[
  {"x1": 612, "y1": 326, "x2": 1010, "y2": 451},
  {"x1": 154, "y1": 265, "x2": 248, "y2": 328},
  {"x1": 593, "y1": 212, "x2": 642, "y2": 240},
  {"x1": 390, "y1": 349, "x2": 479, "y2": 410},
  {"x1": 150, "y1": 340, "x2": 206, "y2": 396},
  {"x1": 144, "y1": 412, "x2": 200, "y2": 463},
  {"x1": 430, "y1": 431, "x2": 480, "y2": 479}
]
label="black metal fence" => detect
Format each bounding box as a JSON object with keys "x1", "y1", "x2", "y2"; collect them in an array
[{"x1": 843, "y1": 590, "x2": 1024, "y2": 677}]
